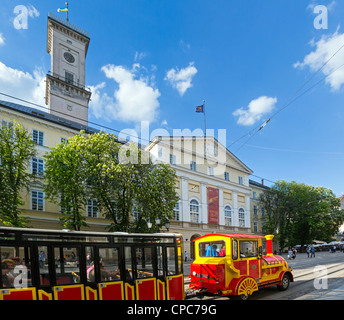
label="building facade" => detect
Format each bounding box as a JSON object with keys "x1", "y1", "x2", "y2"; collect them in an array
[
  {"x1": 249, "y1": 179, "x2": 270, "y2": 235},
  {"x1": 146, "y1": 136, "x2": 254, "y2": 258}
]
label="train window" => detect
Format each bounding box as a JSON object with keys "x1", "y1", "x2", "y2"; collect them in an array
[
  {"x1": 38, "y1": 246, "x2": 49, "y2": 285},
  {"x1": 166, "y1": 247, "x2": 176, "y2": 275},
  {"x1": 239, "y1": 241, "x2": 258, "y2": 258},
  {"x1": 98, "y1": 248, "x2": 120, "y2": 282},
  {"x1": 157, "y1": 246, "x2": 163, "y2": 276},
  {"x1": 232, "y1": 240, "x2": 238, "y2": 260},
  {"x1": 1, "y1": 246, "x2": 33, "y2": 288},
  {"x1": 124, "y1": 247, "x2": 133, "y2": 281},
  {"x1": 54, "y1": 247, "x2": 80, "y2": 285},
  {"x1": 199, "y1": 241, "x2": 226, "y2": 257},
  {"x1": 135, "y1": 247, "x2": 154, "y2": 278}
]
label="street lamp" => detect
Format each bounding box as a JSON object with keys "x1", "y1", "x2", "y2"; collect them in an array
[{"x1": 147, "y1": 217, "x2": 170, "y2": 232}]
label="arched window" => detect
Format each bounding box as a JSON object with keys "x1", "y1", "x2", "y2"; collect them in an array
[
  {"x1": 190, "y1": 199, "x2": 200, "y2": 223},
  {"x1": 224, "y1": 205, "x2": 232, "y2": 226},
  {"x1": 239, "y1": 208, "x2": 245, "y2": 227}
]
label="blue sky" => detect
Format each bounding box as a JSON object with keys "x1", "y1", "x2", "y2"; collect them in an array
[{"x1": 1, "y1": 1, "x2": 344, "y2": 196}]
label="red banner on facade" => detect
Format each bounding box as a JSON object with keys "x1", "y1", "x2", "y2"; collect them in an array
[{"x1": 207, "y1": 187, "x2": 219, "y2": 225}]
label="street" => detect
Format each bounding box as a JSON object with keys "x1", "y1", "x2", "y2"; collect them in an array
[{"x1": 184, "y1": 250, "x2": 344, "y2": 300}]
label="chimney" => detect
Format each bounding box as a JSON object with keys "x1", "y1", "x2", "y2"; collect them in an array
[
  {"x1": 261, "y1": 179, "x2": 264, "y2": 185},
  {"x1": 265, "y1": 235, "x2": 274, "y2": 256}
]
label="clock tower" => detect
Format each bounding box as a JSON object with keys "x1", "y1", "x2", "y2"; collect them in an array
[{"x1": 45, "y1": 13, "x2": 91, "y2": 125}]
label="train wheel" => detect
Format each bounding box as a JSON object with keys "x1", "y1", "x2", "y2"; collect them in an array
[
  {"x1": 236, "y1": 277, "x2": 258, "y2": 299},
  {"x1": 277, "y1": 274, "x2": 290, "y2": 291}
]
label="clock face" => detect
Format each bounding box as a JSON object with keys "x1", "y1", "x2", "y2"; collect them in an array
[{"x1": 63, "y1": 52, "x2": 75, "y2": 63}]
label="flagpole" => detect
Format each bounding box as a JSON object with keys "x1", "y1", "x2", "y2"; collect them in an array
[
  {"x1": 66, "y1": 2, "x2": 69, "y2": 21},
  {"x1": 203, "y1": 100, "x2": 206, "y2": 137}
]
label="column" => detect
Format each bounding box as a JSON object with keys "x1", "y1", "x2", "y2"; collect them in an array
[
  {"x1": 245, "y1": 194, "x2": 251, "y2": 229},
  {"x1": 180, "y1": 177, "x2": 190, "y2": 222},
  {"x1": 200, "y1": 182, "x2": 208, "y2": 224},
  {"x1": 232, "y1": 192, "x2": 239, "y2": 227}
]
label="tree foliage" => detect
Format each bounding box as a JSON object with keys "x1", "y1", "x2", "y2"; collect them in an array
[
  {"x1": 0, "y1": 121, "x2": 36, "y2": 227},
  {"x1": 44, "y1": 131, "x2": 178, "y2": 232},
  {"x1": 260, "y1": 180, "x2": 344, "y2": 249}
]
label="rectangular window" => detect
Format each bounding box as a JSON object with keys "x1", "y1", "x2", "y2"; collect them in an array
[
  {"x1": 208, "y1": 166, "x2": 214, "y2": 176},
  {"x1": 124, "y1": 247, "x2": 132, "y2": 281},
  {"x1": 54, "y1": 247, "x2": 80, "y2": 285},
  {"x1": 32, "y1": 129, "x2": 44, "y2": 146},
  {"x1": 87, "y1": 199, "x2": 98, "y2": 218},
  {"x1": 198, "y1": 241, "x2": 226, "y2": 257},
  {"x1": 173, "y1": 201, "x2": 180, "y2": 221},
  {"x1": 32, "y1": 157, "x2": 44, "y2": 176},
  {"x1": 167, "y1": 247, "x2": 176, "y2": 275},
  {"x1": 135, "y1": 247, "x2": 154, "y2": 278},
  {"x1": 238, "y1": 176, "x2": 243, "y2": 185},
  {"x1": 169, "y1": 154, "x2": 176, "y2": 165},
  {"x1": 65, "y1": 71, "x2": 74, "y2": 84},
  {"x1": 38, "y1": 246, "x2": 49, "y2": 286},
  {"x1": 31, "y1": 191, "x2": 44, "y2": 211},
  {"x1": 232, "y1": 240, "x2": 238, "y2": 260},
  {"x1": 190, "y1": 161, "x2": 197, "y2": 171},
  {"x1": 0, "y1": 246, "x2": 33, "y2": 288},
  {"x1": 239, "y1": 240, "x2": 258, "y2": 258},
  {"x1": 224, "y1": 172, "x2": 230, "y2": 181},
  {"x1": 97, "y1": 247, "x2": 120, "y2": 282}
]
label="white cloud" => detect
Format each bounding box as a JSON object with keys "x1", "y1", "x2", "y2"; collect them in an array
[
  {"x1": 165, "y1": 62, "x2": 198, "y2": 96},
  {"x1": 294, "y1": 29, "x2": 344, "y2": 91},
  {"x1": 233, "y1": 96, "x2": 277, "y2": 126},
  {"x1": 89, "y1": 63, "x2": 160, "y2": 123},
  {"x1": 0, "y1": 33, "x2": 5, "y2": 46},
  {"x1": 0, "y1": 61, "x2": 46, "y2": 110}
]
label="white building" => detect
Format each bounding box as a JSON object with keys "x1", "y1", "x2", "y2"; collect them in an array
[{"x1": 146, "y1": 136, "x2": 253, "y2": 258}]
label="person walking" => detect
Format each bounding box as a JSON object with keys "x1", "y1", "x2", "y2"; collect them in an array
[
  {"x1": 310, "y1": 247, "x2": 315, "y2": 258},
  {"x1": 184, "y1": 251, "x2": 188, "y2": 262}
]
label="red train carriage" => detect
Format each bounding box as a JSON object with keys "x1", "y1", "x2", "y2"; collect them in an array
[
  {"x1": 0, "y1": 227, "x2": 184, "y2": 300},
  {"x1": 189, "y1": 233, "x2": 293, "y2": 300}
]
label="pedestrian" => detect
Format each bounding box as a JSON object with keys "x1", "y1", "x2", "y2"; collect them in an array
[
  {"x1": 288, "y1": 249, "x2": 292, "y2": 260},
  {"x1": 184, "y1": 250, "x2": 188, "y2": 262},
  {"x1": 292, "y1": 248, "x2": 296, "y2": 259},
  {"x1": 310, "y1": 247, "x2": 315, "y2": 258},
  {"x1": 306, "y1": 246, "x2": 310, "y2": 258}
]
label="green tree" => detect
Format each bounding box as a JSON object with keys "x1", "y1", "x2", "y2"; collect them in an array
[
  {"x1": 261, "y1": 180, "x2": 344, "y2": 249},
  {"x1": 44, "y1": 137, "x2": 88, "y2": 231},
  {"x1": 44, "y1": 131, "x2": 178, "y2": 232},
  {"x1": 0, "y1": 121, "x2": 36, "y2": 227}
]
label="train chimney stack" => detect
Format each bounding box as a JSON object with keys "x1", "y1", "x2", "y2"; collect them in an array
[{"x1": 265, "y1": 235, "x2": 274, "y2": 256}]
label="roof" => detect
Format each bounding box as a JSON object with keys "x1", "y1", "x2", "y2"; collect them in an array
[
  {"x1": 0, "y1": 100, "x2": 98, "y2": 134},
  {"x1": 249, "y1": 179, "x2": 271, "y2": 190},
  {"x1": 147, "y1": 135, "x2": 253, "y2": 174},
  {"x1": 48, "y1": 12, "x2": 89, "y2": 39},
  {"x1": 194, "y1": 233, "x2": 266, "y2": 241}
]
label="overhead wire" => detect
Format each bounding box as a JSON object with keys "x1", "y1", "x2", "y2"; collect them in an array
[{"x1": 228, "y1": 40, "x2": 344, "y2": 153}]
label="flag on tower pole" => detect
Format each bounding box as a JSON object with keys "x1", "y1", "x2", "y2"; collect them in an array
[
  {"x1": 195, "y1": 100, "x2": 206, "y2": 136},
  {"x1": 57, "y1": 2, "x2": 69, "y2": 21}
]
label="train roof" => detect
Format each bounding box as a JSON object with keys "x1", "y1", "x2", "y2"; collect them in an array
[
  {"x1": 194, "y1": 233, "x2": 266, "y2": 241},
  {"x1": 0, "y1": 226, "x2": 182, "y2": 238}
]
